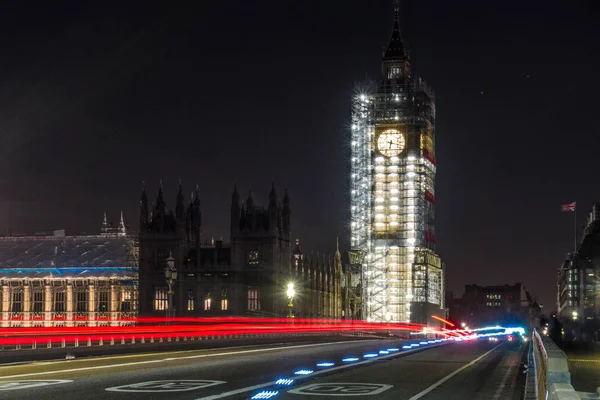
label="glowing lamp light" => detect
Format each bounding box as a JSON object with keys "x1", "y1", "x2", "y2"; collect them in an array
[
  {"x1": 360, "y1": 94, "x2": 366, "y2": 101},
  {"x1": 286, "y1": 283, "x2": 295, "y2": 299},
  {"x1": 316, "y1": 362, "x2": 335, "y2": 367},
  {"x1": 294, "y1": 369, "x2": 313, "y2": 375},
  {"x1": 252, "y1": 391, "x2": 279, "y2": 400},
  {"x1": 406, "y1": 171, "x2": 416, "y2": 178},
  {"x1": 275, "y1": 379, "x2": 294, "y2": 386},
  {"x1": 342, "y1": 357, "x2": 359, "y2": 362},
  {"x1": 363, "y1": 353, "x2": 378, "y2": 358}
]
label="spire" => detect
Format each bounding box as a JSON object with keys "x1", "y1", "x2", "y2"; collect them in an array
[
  {"x1": 384, "y1": 0, "x2": 406, "y2": 60},
  {"x1": 193, "y1": 184, "x2": 200, "y2": 207},
  {"x1": 176, "y1": 180, "x2": 185, "y2": 221},
  {"x1": 269, "y1": 182, "x2": 277, "y2": 204},
  {"x1": 232, "y1": 184, "x2": 239, "y2": 204},
  {"x1": 118, "y1": 211, "x2": 126, "y2": 236},
  {"x1": 139, "y1": 181, "x2": 149, "y2": 229},
  {"x1": 293, "y1": 238, "x2": 302, "y2": 255},
  {"x1": 156, "y1": 180, "x2": 165, "y2": 209},
  {"x1": 283, "y1": 188, "x2": 290, "y2": 206},
  {"x1": 101, "y1": 212, "x2": 109, "y2": 234},
  {"x1": 246, "y1": 189, "x2": 254, "y2": 210},
  {"x1": 140, "y1": 181, "x2": 148, "y2": 203},
  {"x1": 335, "y1": 237, "x2": 342, "y2": 263}
]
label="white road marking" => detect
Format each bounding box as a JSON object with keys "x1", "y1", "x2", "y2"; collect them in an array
[
  {"x1": 408, "y1": 343, "x2": 503, "y2": 400},
  {"x1": 106, "y1": 380, "x2": 225, "y2": 392},
  {"x1": 195, "y1": 344, "x2": 444, "y2": 400},
  {"x1": 0, "y1": 341, "x2": 367, "y2": 380},
  {"x1": 492, "y1": 349, "x2": 519, "y2": 400},
  {"x1": 288, "y1": 382, "x2": 393, "y2": 396},
  {"x1": 0, "y1": 380, "x2": 73, "y2": 391}
]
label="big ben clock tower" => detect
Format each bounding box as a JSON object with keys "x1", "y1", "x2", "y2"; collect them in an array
[{"x1": 349, "y1": 1, "x2": 444, "y2": 325}]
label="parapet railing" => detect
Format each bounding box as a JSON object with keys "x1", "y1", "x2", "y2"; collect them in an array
[{"x1": 528, "y1": 329, "x2": 578, "y2": 400}]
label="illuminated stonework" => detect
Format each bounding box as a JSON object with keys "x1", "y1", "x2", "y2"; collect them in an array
[{"x1": 349, "y1": 3, "x2": 444, "y2": 324}]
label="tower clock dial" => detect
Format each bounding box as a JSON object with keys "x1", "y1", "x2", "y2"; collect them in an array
[{"x1": 377, "y1": 129, "x2": 405, "y2": 157}]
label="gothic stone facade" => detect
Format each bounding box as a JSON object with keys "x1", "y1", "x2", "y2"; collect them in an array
[{"x1": 138, "y1": 183, "x2": 342, "y2": 318}]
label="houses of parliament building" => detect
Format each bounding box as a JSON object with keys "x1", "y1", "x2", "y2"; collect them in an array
[
  {"x1": 139, "y1": 182, "x2": 343, "y2": 319},
  {"x1": 0, "y1": 182, "x2": 344, "y2": 327}
]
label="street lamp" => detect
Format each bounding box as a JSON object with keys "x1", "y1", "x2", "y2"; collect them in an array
[
  {"x1": 286, "y1": 283, "x2": 295, "y2": 318},
  {"x1": 164, "y1": 251, "x2": 177, "y2": 321}
]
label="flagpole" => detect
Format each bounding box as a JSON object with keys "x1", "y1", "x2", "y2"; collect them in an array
[{"x1": 574, "y1": 206, "x2": 577, "y2": 253}]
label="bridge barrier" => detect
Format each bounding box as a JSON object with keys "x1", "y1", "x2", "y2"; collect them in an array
[{"x1": 528, "y1": 329, "x2": 576, "y2": 400}]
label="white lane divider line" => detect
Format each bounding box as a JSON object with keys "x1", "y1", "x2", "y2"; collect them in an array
[
  {"x1": 492, "y1": 349, "x2": 520, "y2": 400},
  {"x1": 0, "y1": 380, "x2": 73, "y2": 391},
  {"x1": 408, "y1": 343, "x2": 504, "y2": 400},
  {"x1": 195, "y1": 343, "x2": 446, "y2": 400},
  {"x1": 0, "y1": 341, "x2": 369, "y2": 380}
]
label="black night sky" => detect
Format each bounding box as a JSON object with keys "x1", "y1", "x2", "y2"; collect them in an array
[{"x1": 0, "y1": 0, "x2": 599, "y2": 311}]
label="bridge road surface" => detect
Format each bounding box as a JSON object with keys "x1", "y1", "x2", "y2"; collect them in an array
[{"x1": 0, "y1": 339, "x2": 526, "y2": 400}]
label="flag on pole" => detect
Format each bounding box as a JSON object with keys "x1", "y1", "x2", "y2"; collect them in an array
[{"x1": 561, "y1": 202, "x2": 576, "y2": 212}]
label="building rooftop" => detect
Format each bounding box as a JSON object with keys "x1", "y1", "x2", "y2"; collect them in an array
[{"x1": 0, "y1": 235, "x2": 138, "y2": 279}]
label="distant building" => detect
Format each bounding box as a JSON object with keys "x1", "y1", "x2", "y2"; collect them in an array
[
  {"x1": 0, "y1": 215, "x2": 138, "y2": 328},
  {"x1": 138, "y1": 182, "x2": 343, "y2": 319},
  {"x1": 557, "y1": 204, "x2": 600, "y2": 340},
  {"x1": 450, "y1": 283, "x2": 537, "y2": 328}
]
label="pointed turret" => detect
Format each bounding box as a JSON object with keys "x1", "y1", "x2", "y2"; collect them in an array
[
  {"x1": 246, "y1": 189, "x2": 254, "y2": 211},
  {"x1": 269, "y1": 182, "x2": 277, "y2": 207},
  {"x1": 155, "y1": 180, "x2": 166, "y2": 214},
  {"x1": 268, "y1": 183, "x2": 278, "y2": 232},
  {"x1": 231, "y1": 184, "x2": 241, "y2": 235},
  {"x1": 101, "y1": 212, "x2": 109, "y2": 233},
  {"x1": 176, "y1": 179, "x2": 185, "y2": 223},
  {"x1": 118, "y1": 211, "x2": 126, "y2": 236},
  {"x1": 382, "y1": 0, "x2": 410, "y2": 83},
  {"x1": 282, "y1": 188, "x2": 291, "y2": 238},
  {"x1": 139, "y1": 181, "x2": 149, "y2": 231},
  {"x1": 192, "y1": 184, "x2": 201, "y2": 241},
  {"x1": 293, "y1": 238, "x2": 302, "y2": 257},
  {"x1": 335, "y1": 237, "x2": 342, "y2": 264}
]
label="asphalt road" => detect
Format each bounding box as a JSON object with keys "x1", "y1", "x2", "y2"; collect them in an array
[{"x1": 0, "y1": 338, "x2": 526, "y2": 400}]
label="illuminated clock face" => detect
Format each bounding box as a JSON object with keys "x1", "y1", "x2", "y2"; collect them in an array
[{"x1": 377, "y1": 129, "x2": 405, "y2": 157}]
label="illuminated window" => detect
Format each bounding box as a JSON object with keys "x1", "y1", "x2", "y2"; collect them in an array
[
  {"x1": 248, "y1": 250, "x2": 259, "y2": 265},
  {"x1": 33, "y1": 290, "x2": 44, "y2": 313},
  {"x1": 248, "y1": 287, "x2": 260, "y2": 311},
  {"x1": 121, "y1": 290, "x2": 132, "y2": 312},
  {"x1": 204, "y1": 296, "x2": 212, "y2": 311},
  {"x1": 388, "y1": 66, "x2": 400, "y2": 79},
  {"x1": 11, "y1": 291, "x2": 23, "y2": 313},
  {"x1": 54, "y1": 291, "x2": 66, "y2": 313},
  {"x1": 154, "y1": 287, "x2": 168, "y2": 311},
  {"x1": 76, "y1": 291, "x2": 88, "y2": 312},
  {"x1": 98, "y1": 290, "x2": 109, "y2": 312},
  {"x1": 221, "y1": 288, "x2": 228, "y2": 311},
  {"x1": 187, "y1": 289, "x2": 195, "y2": 311}
]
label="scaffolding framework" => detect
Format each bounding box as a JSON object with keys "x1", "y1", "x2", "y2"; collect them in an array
[{"x1": 350, "y1": 80, "x2": 443, "y2": 323}]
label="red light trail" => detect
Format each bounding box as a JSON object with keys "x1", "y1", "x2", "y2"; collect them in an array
[
  {"x1": 0, "y1": 317, "x2": 428, "y2": 347},
  {"x1": 431, "y1": 315, "x2": 455, "y2": 327}
]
